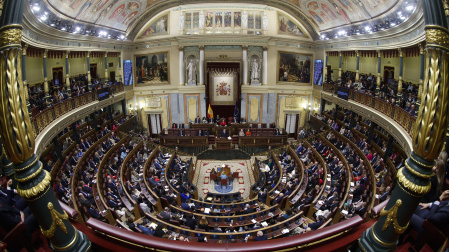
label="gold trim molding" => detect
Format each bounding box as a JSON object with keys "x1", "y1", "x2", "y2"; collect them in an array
[
  {"x1": 17, "y1": 170, "x2": 51, "y2": 199},
  {"x1": 425, "y1": 25, "x2": 449, "y2": 50},
  {"x1": 404, "y1": 161, "x2": 434, "y2": 179},
  {"x1": 397, "y1": 168, "x2": 431, "y2": 195},
  {"x1": 15, "y1": 162, "x2": 43, "y2": 182},
  {"x1": 380, "y1": 199, "x2": 409, "y2": 234},
  {"x1": 371, "y1": 227, "x2": 396, "y2": 246},
  {"x1": 40, "y1": 202, "x2": 69, "y2": 238}
]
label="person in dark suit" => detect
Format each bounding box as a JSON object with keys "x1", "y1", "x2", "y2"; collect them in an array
[
  {"x1": 195, "y1": 116, "x2": 201, "y2": 124},
  {"x1": 306, "y1": 215, "x2": 325, "y2": 232},
  {"x1": 185, "y1": 213, "x2": 196, "y2": 230},
  {"x1": 220, "y1": 129, "x2": 228, "y2": 138},
  {"x1": 411, "y1": 190, "x2": 449, "y2": 236},
  {"x1": 178, "y1": 130, "x2": 185, "y2": 136},
  {"x1": 179, "y1": 123, "x2": 185, "y2": 129},
  {"x1": 197, "y1": 130, "x2": 203, "y2": 136},
  {"x1": 254, "y1": 231, "x2": 268, "y2": 241},
  {"x1": 232, "y1": 116, "x2": 239, "y2": 123}
]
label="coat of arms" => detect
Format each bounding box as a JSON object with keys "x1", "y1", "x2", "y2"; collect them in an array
[{"x1": 216, "y1": 81, "x2": 231, "y2": 96}]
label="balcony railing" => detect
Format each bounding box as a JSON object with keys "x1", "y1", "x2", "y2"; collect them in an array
[
  {"x1": 30, "y1": 82, "x2": 124, "y2": 136},
  {"x1": 323, "y1": 83, "x2": 416, "y2": 135}
]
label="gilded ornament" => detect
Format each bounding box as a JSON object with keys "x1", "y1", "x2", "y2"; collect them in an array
[
  {"x1": 0, "y1": 28, "x2": 21, "y2": 47},
  {"x1": 15, "y1": 162, "x2": 43, "y2": 182},
  {"x1": 380, "y1": 199, "x2": 409, "y2": 234},
  {"x1": 17, "y1": 170, "x2": 51, "y2": 199},
  {"x1": 0, "y1": 48, "x2": 36, "y2": 163},
  {"x1": 412, "y1": 46, "x2": 449, "y2": 160},
  {"x1": 425, "y1": 26, "x2": 449, "y2": 50},
  {"x1": 40, "y1": 202, "x2": 69, "y2": 238},
  {"x1": 397, "y1": 168, "x2": 431, "y2": 195}
]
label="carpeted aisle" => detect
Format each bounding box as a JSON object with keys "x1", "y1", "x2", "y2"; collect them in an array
[{"x1": 193, "y1": 160, "x2": 253, "y2": 199}]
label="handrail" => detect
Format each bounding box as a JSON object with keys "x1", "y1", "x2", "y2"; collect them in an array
[
  {"x1": 323, "y1": 83, "x2": 416, "y2": 136},
  {"x1": 85, "y1": 214, "x2": 363, "y2": 252}
]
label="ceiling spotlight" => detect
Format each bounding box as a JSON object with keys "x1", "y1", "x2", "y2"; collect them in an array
[
  {"x1": 32, "y1": 5, "x2": 40, "y2": 12},
  {"x1": 406, "y1": 5, "x2": 414, "y2": 11},
  {"x1": 40, "y1": 15, "x2": 47, "y2": 21},
  {"x1": 364, "y1": 26, "x2": 371, "y2": 31},
  {"x1": 75, "y1": 27, "x2": 81, "y2": 32},
  {"x1": 61, "y1": 27, "x2": 66, "y2": 31},
  {"x1": 390, "y1": 23, "x2": 396, "y2": 27}
]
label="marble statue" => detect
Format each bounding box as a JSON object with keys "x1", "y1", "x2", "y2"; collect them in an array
[
  {"x1": 250, "y1": 58, "x2": 260, "y2": 84},
  {"x1": 186, "y1": 58, "x2": 197, "y2": 84},
  {"x1": 199, "y1": 11, "x2": 205, "y2": 29},
  {"x1": 262, "y1": 12, "x2": 268, "y2": 30},
  {"x1": 179, "y1": 12, "x2": 184, "y2": 30},
  {"x1": 242, "y1": 11, "x2": 248, "y2": 29}
]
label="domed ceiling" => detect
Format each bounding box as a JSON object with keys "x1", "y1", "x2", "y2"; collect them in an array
[{"x1": 37, "y1": 0, "x2": 406, "y2": 39}]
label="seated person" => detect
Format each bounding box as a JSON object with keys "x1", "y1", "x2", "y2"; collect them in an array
[
  {"x1": 246, "y1": 129, "x2": 252, "y2": 136},
  {"x1": 239, "y1": 129, "x2": 245, "y2": 136},
  {"x1": 178, "y1": 130, "x2": 185, "y2": 136},
  {"x1": 232, "y1": 116, "x2": 239, "y2": 123},
  {"x1": 220, "y1": 118, "x2": 227, "y2": 126},
  {"x1": 220, "y1": 129, "x2": 229, "y2": 138},
  {"x1": 306, "y1": 215, "x2": 325, "y2": 232},
  {"x1": 410, "y1": 190, "x2": 449, "y2": 236},
  {"x1": 197, "y1": 129, "x2": 203, "y2": 136},
  {"x1": 254, "y1": 230, "x2": 268, "y2": 241}
]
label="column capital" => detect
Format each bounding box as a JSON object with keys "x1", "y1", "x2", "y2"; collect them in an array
[
  {"x1": 66, "y1": 50, "x2": 70, "y2": 58},
  {"x1": 398, "y1": 48, "x2": 403, "y2": 57},
  {"x1": 338, "y1": 51, "x2": 342, "y2": 56},
  {"x1": 443, "y1": 0, "x2": 449, "y2": 16},
  {"x1": 356, "y1": 50, "x2": 359, "y2": 57},
  {"x1": 263, "y1": 46, "x2": 268, "y2": 51},
  {"x1": 178, "y1": 46, "x2": 184, "y2": 51},
  {"x1": 43, "y1": 49, "x2": 48, "y2": 58},
  {"x1": 377, "y1": 50, "x2": 381, "y2": 57},
  {"x1": 199, "y1": 45, "x2": 204, "y2": 50},
  {"x1": 418, "y1": 43, "x2": 425, "y2": 54},
  {"x1": 104, "y1": 51, "x2": 108, "y2": 57},
  {"x1": 22, "y1": 43, "x2": 27, "y2": 55},
  {"x1": 242, "y1": 45, "x2": 248, "y2": 50}
]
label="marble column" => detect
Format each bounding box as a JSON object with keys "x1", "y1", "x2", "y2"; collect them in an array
[
  {"x1": 0, "y1": 0, "x2": 90, "y2": 250},
  {"x1": 396, "y1": 48, "x2": 403, "y2": 105},
  {"x1": 376, "y1": 50, "x2": 381, "y2": 96},
  {"x1": 338, "y1": 51, "x2": 342, "y2": 80},
  {"x1": 87, "y1": 51, "x2": 91, "y2": 91},
  {"x1": 324, "y1": 53, "x2": 328, "y2": 82},
  {"x1": 355, "y1": 51, "x2": 360, "y2": 82},
  {"x1": 65, "y1": 51, "x2": 71, "y2": 97},
  {"x1": 22, "y1": 43, "x2": 31, "y2": 116},
  {"x1": 179, "y1": 47, "x2": 184, "y2": 85},
  {"x1": 118, "y1": 55, "x2": 122, "y2": 82},
  {"x1": 243, "y1": 46, "x2": 248, "y2": 85},
  {"x1": 262, "y1": 47, "x2": 268, "y2": 85},
  {"x1": 358, "y1": 0, "x2": 449, "y2": 250},
  {"x1": 199, "y1": 46, "x2": 204, "y2": 85},
  {"x1": 416, "y1": 43, "x2": 424, "y2": 114},
  {"x1": 104, "y1": 52, "x2": 108, "y2": 83},
  {"x1": 43, "y1": 49, "x2": 50, "y2": 105}
]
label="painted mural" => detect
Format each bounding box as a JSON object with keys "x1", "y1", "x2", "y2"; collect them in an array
[
  {"x1": 47, "y1": 0, "x2": 162, "y2": 31},
  {"x1": 135, "y1": 52, "x2": 169, "y2": 84},
  {"x1": 301, "y1": 0, "x2": 397, "y2": 30},
  {"x1": 278, "y1": 13, "x2": 305, "y2": 37},
  {"x1": 137, "y1": 14, "x2": 169, "y2": 38}
]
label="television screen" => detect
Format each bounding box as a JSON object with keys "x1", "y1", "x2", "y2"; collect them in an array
[
  {"x1": 313, "y1": 60, "x2": 323, "y2": 86},
  {"x1": 98, "y1": 88, "x2": 110, "y2": 101},
  {"x1": 123, "y1": 60, "x2": 133, "y2": 86},
  {"x1": 337, "y1": 86, "x2": 350, "y2": 101}
]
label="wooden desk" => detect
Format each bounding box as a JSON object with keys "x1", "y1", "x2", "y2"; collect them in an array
[
  {"x1": 238, "y1": 136, "x2": 287, "y2": 146},
  {"x1": 160, "y1": 136, "x2": 208, "y2": 147},
  {"x1": 217, "y1": 166, "x2": 231, "y2": 178},
  {"x1": 215, "y1": 138, "x2": 232, "y2": 150}
]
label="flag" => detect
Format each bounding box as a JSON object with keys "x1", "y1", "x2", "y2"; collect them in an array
[
  {"x1": 233, "y1": 100, "x2": 239, "y2": 118},
  {"x1": 207, "y1": 102, "x2": 213, "y2": 119}
]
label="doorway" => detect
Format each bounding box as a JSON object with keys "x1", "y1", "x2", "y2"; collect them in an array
[
  {"x1": 326, "y1": 65, "x2": 331, "y2": 82},
  {"x1": 52, "y1": 67, "x2": 63, "y2": 88},
  {"x1": 90, "y1": 64, "x2": 97, "y2": 80},
  {"x1": 284, "y1": 114, "x2": 300, "y2": 138},
  {"x1": 148, "y1": 114, "x2": 162, "y2": 137},
  {"x1": 109, "y1": 71, "x2": 115, "y2": 83},
  {"x1": 384, "y1": 66, "x2": 394, "y2": 84}
]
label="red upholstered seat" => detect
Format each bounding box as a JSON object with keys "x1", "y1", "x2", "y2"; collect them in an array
[{"x1": 221, "y1": 178, "x2": 228, "y2": 189}]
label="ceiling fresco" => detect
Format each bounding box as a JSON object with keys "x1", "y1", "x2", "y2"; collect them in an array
[
  {"x1": 47, "y1": 0, "x2": 164, "y2": 31},
  {"x1": 301, "y1": 0, "x2": 398, "y2": 30},
  {"x1": 44, "y1": 0, "x2": 399, "y2": 33}
]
